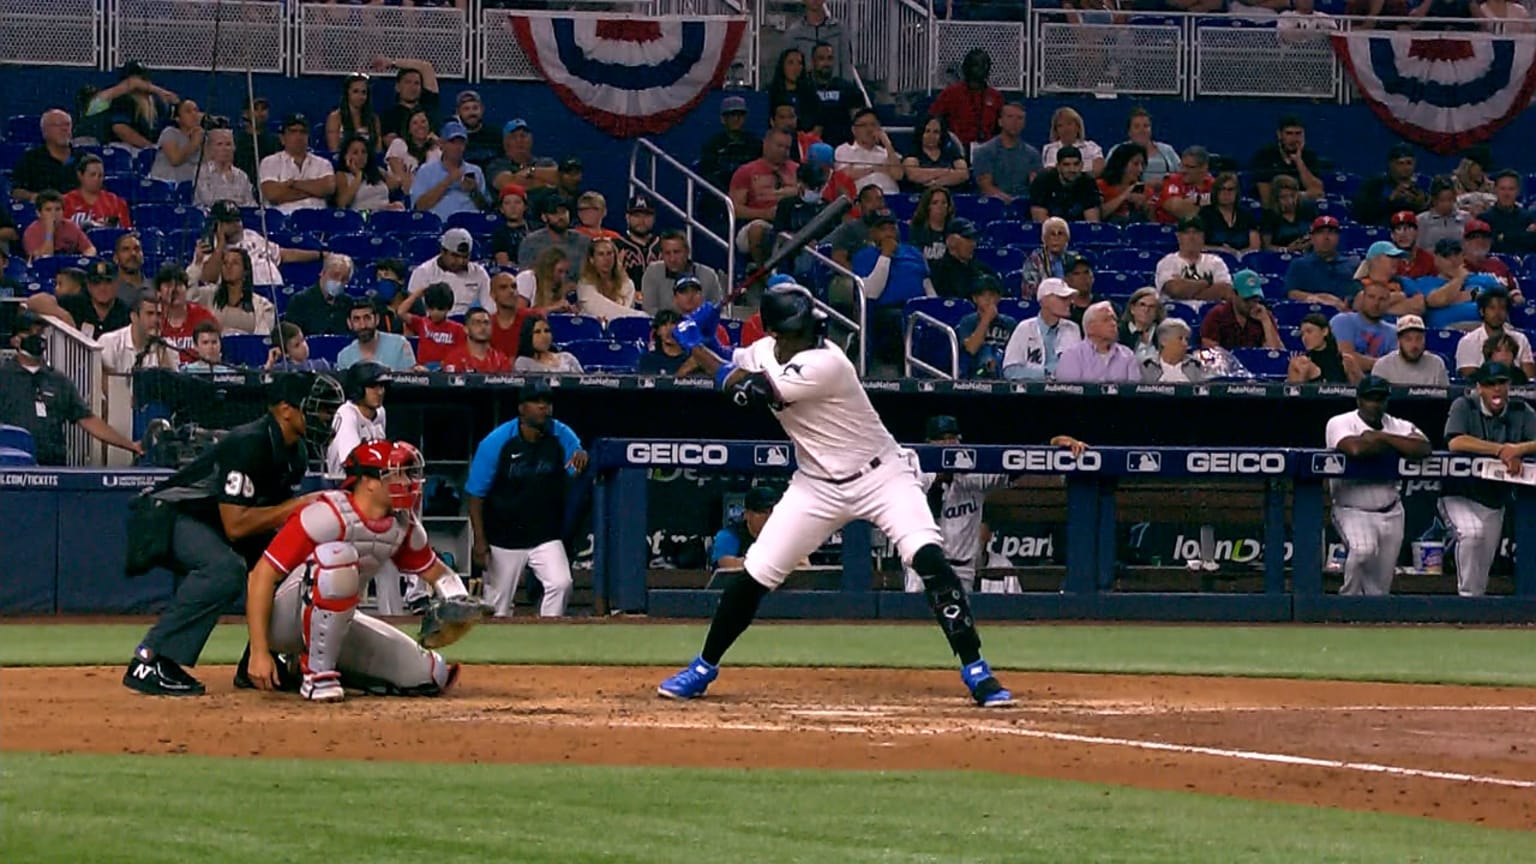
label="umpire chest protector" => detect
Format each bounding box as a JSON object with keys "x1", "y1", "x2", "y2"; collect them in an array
[{"x1": 298, "y1": 490, "x2": 412, "y2": 576}]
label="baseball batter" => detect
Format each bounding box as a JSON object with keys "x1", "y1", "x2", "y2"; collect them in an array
[
  {"x1": 901, "y1": 415, "x2": 1089, "y2": 594},
  {"x1": 658, "y1": 282, "x2": 1013, "y2": 707},
  {"x1": 1324, "y1": 375, "x2": 1429, "y2": 596},
  {"x1": 242, "y1": 441, "x2": 476, "y2": 702}
]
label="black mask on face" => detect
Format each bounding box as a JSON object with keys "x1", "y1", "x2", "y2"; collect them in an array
[{"x1": 19, "y1": 334, "x2": 45, "y2": 357}]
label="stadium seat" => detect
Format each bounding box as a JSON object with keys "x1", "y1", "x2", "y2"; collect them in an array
[
  {"x1": 1163, "y1": 302, "x2": 1204, "y2": 330},
  {"x1": 0, "y1": 447, "x2": 35, "y2": 466},
  {"x1": 1425, "y1": 329, "x2": 1461, "y2": 357},
  {"x1": 273, "y1": 230, "x2": 322, "y2": 251},
  {"x1": 975, "y1": 246, "x2": 1025, "y2": 273},
  {"x1": 290, "y1": 209, "x2": 365, "y2": 238},
  {"x1": 1327, "y1": 172, "x2": 1363, "y2": 199},
  {"x1": 1070, "y1": 222, "x2": 1122, "y2": 246},
  {"x1": 565, "y1": 339, "x2": 640, "y2": 371},
  {"x1": 0, "y1": 424, "x2": 35, "y2": 455},
  {"x1": 0, "y1": 142, "x2": 27, "y2": 171},
  {"x1": 951, "y1": 195, "x2": 1004, "y2": 225},
  {"x1": 30, "y1": 255, "x2": 96, "y2": 281},
  {"x1": 89, "y1": 227, "x2": 130, "y2": 255},
  {"x1": 133, "y1": 204, "x2": 204, "y2": 235},
  {"x1": 240, "y1": 207, "x2": 287, "y2": 235},
  {"x1": 1095, "y1": 270, "x2": 1142, "y2": 295},
  {"x1": 280, "y1": 260, "x2": 323, "y2": 288},
  {"x1": 547, "y1": 313, "x2": 603, "y2": 345},
  {"x1": 307, "y1": 335, "x2": 351, "y2": 364},
  {"x1": 221, "y1": 334, "x2": 270, "y2": 368},
  {"x1": 132, "y1": 148, "x2": 158, "y2": 176},
  {"x1": 5, "y1": 115, "x2": 40, "y2": 144},
  {"x1": 407, "y1": 235, "x2": 443, "y2": 262},
  {"x1": 905, "y1": 296, "x2": 973, "y2": 327},
  {"x1": 1271, "y1": 301, "x2": 1333, "y2": 328},
  {"x1": 1231, "y1": 348, "x2": 1290, "y2": 379},
  {"x1": 162, "y1": 229, "x2": 201, "y2": 260},
  {"x1": 606, "y1": 316, "x2": 653, "y2": 345},
  {"x1": 721, "y1": 317, "x2": 743, "y2": 347},
  {"x1": 984, "y1": 221, "x2": 1038, "y2": 247},
  {"x1": 907, "y1": 315, "x2": 961, "y2": 377},
  {"x1": 99, "y1": 148, "x2": 132, "y2": 174},
  {"x1": 1243, "y1": 250, "x2": 1294, "y2": 280},
  {"x1": 1124, "y1": 222, "x2": 1177, "y2": 252},
  {"x1": 445, "y1": 211, "x2": 502, "y2": 241},
  {"x1": 1102, "y1": 247, "x2": 1159, "y2": 274},
  {"x1": 1509, "y1": 303, "x2": 1536, "y2": 330},
  {"x1": 130, "y1": 179, "x2": 177, "y2": 205},
  {"x1": 9, "y1": 200, "x2": 35, "y2": 229},
  {"x1": 370, "y1": 209, "x2": 442, "y2": 238},
  {"x1": 327, "y1": 233, "x2": 402, "y2": 264},
  {"x1": 998, "y1": 298, "x2": 1037, "y2": 321},
  {"x1": 885, "y1": 194, "x2": 918, "y2": 222}
]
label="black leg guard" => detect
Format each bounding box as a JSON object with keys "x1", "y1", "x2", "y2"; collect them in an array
[
  {"x1": 701, "y1": 572, "x2": 771, "y2": 666},
  {"x1": 912, "y1": 544, "x2": 983, "y2": 664}
]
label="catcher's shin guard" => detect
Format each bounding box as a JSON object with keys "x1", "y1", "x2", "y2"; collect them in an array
[{"x1": 302, "y1": 542, "x2": 362, "y2": 679}]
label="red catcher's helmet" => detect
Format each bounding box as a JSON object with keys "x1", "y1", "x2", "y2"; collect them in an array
[{"x1": 342, "y1": 441, "x2": 425, "y2": 513}]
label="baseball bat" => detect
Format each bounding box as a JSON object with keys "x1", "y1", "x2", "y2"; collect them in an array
[{"x1": 725, "y1": 195, "x2": 854, "y2": 304}]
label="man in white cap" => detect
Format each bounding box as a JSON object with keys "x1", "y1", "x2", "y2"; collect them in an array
[
  {"x1": 1002, "y1": 277, "x2": 1081, "y2": 380},
  {"x1": 1370, "y1": 314, "x2": 1449, "y2": 386},
  {"x1": 396, "y1": 227, "x2": 492, "y2": 317}
]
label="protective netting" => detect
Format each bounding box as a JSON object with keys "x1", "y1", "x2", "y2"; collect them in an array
[
  {"x1": 1195, "y1": 22, "x2": 1338, "y2": 99},
  {"x1": 1036, "y1": 21, "x2": 1183, "y2": 96},
  {"x1": 116, "y1": 0, "x2": 284, "y2": 74},
  {"x1": 0, "y1": 0, "x2": 98, "y2": 68},
  {"x1": 933, "y1": 21, "x2": 1026, "y2": 92},
  {"x1": 300, "y1": 5, "x2": 467, "y2": 79}
]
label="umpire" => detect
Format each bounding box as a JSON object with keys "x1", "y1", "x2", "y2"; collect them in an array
[{"x1": 122, "y1": 372, "x2": 343, "y2": 696}]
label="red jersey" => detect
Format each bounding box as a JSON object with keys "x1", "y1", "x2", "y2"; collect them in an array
[
  {"x1": 160, "y1": 303, "x2": 218, "y2": 361},
  {"x1": 441, "y1": 344, "x2": 512, "y2": 373},
  {"x1": 928, "y1": 82, "x2": 1004, "y2": 147},
  {"x1": 491, "y1": 308, "x2": 536, "y2": 357},
  {"x1": 821, "y1": 169, "x2": 859, "y2": 214},
  {"x1": 739, "y1": 313, "x2": 765, "y2": 347},
  {"x1": 1154, "y1": 173, "x2": 1214, "y2": 224},
  {"x1": 1469, "y1": 256, "x2": 1521, "y2": 294},
  {"x1": 408, "y1": 316, "x2": 467, "y2": 365},
  {"x1": 62, "y1": 189, "x2": 133, "y2": 230},
  {"x1": 1396, "y1": 247, "x2": 1436, "y2": 279},
  {"x1": 263, "y1": 490, "x2": 436, "y2": 578}
]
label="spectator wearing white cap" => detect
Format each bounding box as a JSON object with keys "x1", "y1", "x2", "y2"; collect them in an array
[
  {"x1": 1371, "y1": 314, "x2": 1449, "y2": 386},
  {"x1": 396, "y1": 228, "x2": 492, "y2": 317},
  {"x1": 411, "y1": 121, "x2": 490, "y2": 222},
  {"x1": 1002, "y1": 278, "x2": 1082, "y2": 380},
  {"x1": 1054, "y1": 301, "x2": 1138, "y2": 383}
]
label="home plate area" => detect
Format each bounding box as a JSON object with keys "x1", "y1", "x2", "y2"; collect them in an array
[{"x1": 4, "y1": 666, "x2": 1534, "y2": 830}]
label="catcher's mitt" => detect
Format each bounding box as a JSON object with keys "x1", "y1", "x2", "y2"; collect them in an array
[{"x1": 417, "y1": 596, "x2": 491, "y2": 649}]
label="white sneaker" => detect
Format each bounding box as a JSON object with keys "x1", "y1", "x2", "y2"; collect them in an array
[{"x1": 300, "y1": 672, "x2": 344, "y2": 703}]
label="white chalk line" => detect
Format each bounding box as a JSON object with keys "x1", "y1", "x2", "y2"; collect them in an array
[{"x1": 767, "y1": 702, "x2": 1536, "y2": 718}]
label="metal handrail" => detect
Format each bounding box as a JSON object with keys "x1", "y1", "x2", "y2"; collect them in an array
[
  {"x1": 786, "y1": 238, "x2": 869, "y2": 377},
  {"x1": 32, "y1": 310, "x2": 105, "y2": 466},
  {"x1": 629, "y1": 138, "x2": 737, "y2": 298},
  {"x1": 903, "y1": 309, "x2": 959, "y2": 380}
]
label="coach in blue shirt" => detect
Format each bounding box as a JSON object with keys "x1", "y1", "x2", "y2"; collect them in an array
[
  {"x1": 711, "y1": 486, "x2": 781, "y2": 570},
  {"x1": 411, "y1": 121, "x2": 490, "y2": 222}
]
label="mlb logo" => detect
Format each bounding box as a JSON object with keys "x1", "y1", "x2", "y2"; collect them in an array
[
  {"x1": 1128, "y1": 452, "x2": 1162, "y2": 473},
  {"x1": 942, "y1": 448, "x2": 977, "y2": 470},
  {"x1": 755, "y1": 445, "x2": 791, "y2": 467},
  {"x1": 1313, "y1": 453, "x2": 1346, "y2": 475}
]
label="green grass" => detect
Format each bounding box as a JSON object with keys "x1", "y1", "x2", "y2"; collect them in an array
[
  {"x1": 3, "y1": 752, "x2": 1531, "y2": 864},
  {"x1": 3, "y1": 622, "x2": 1536, "y2": 686}
]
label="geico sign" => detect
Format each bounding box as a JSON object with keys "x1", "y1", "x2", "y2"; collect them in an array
[
  {"x1": 1185, "y1": 452, "x2": 1288, "y2": 474},
  {"x1": 1001, "y1": 449, "x2": 1102, "y2": 472},
  {"x1": 625, "y1": 442, "x2": 730, "y2": 466},
  {"x1": 1399, "y1": 455, "x2": 1483, "y2": 477}
]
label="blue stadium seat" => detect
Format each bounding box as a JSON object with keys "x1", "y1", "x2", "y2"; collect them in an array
[
  {"x1": 162, "y1": 229, "x2": 201, "y2": 260},
  {"x1": 99, "y1": 148, "x2": 133, "y2": 174},
  {"x1": 1425, "y1": 329, "x2": 1461, "y2": 357},
  {"x1": 240, "y1": 207, "x2": 287, "y2": 235},
  {"x1": 0, "y1": 142, "x2": 27, "y2": 171},
  {"x1": 1163, "y1": 301, "x2": 1204, "y2": 330},
  {"x1": 134, "y1": 227, "x2": 165, "y2": 258},
  {"x1": 130, "y1": 179, "x2": 177, "y2": 205},
  {"x1": 547, "y1": 313, "x2": 603, "y2": 345},
  {"x1": 221, "y1": 334, "x2": 270, "y2": 368},
  {"x1": 89, "y1": 228, "x2": 130, "y2": 255},
  {"x1": 0, "y1": 424, "x2": 35, "y2": 455},
  {"x1": 1491, "y1": 252, "x2": 1521, "y2": 274},
  {"x1": 1210, "y1": 250, "x2": 1241, "y2": 273},
  {"x1": 307, "y1": 335, "x2": 352, "y2": 364},
  {"x1": 998, "y1": 298, "x2": 1037, "y2": 321},
  {"x1": 1231, "y1": 348, "x2": 1290, "y2": 379},
  {"x1": 133, "y1": 204, "x2": 204, "y2": 235},
  {"x1": 1071, "y1": 222, "x2": 1122, "y2": 246},
  {"x1": 885, "y1": 194, "x2": 918, "y2": 222},
  {"x1": 406, "y1": 235, "x2": 442, "y2": 263},
  {"x1": 721, "y1": 318, "x2": 743, "y2": 347},
  {"x1": 976, "y1": 246, "x2": 1025, "y2": 273},
  {"x1": 5, "y1": 115, "x2": 40, "y2": 145},
  {"x1": 984, "y1": 220, "x2": 1038, "y2": 247},
  {"x1": 273, "y1": 230, "x2": 322, "y2": 251},
  {"x1": 1243, "y1": 250, "x2": 1294, "y2": 280},
  {"x1": 132, "y1": 148, "x2": 157, "y2": 177},
  {"x1": 271, "y1": 285, "x2": 296, "y2": 315},
  {"x1": 0, "y1": 447, "x2": 36, "y2": 467},
  {"x1": 1271, "y1": 301, "x2": 1334, "y2": 328},
  {"x1": 327, "y1": 233, "x2": 402, "y2": 264},
  {"x1": 290, "y1": 209, "x2": 365, "y2": 238},
  {"x1": 606, "y1": 316, "x2": 653, "y2": 345},
  {"x1": 1102, "y1": 247, "x2": 1159, "y2": 274},
  {"x1": 103, "y1": 174, "x2": 139, "y2": 201},
  {"x1": 30, "y1": 255, "x2": 96, "y2": 281},
  {"x1": 1124, "y1": 222, "x2": 1177, "y2": 252},
  {"x1": 1509, "y1": 303, "x2": 1536, "y2": 331},
  {"x1": 565, "y1": 339, "x2": 640, "y2": 371},
  {"x1": 370, "y1": 209, "x2": 442, "y2": 238},
  {"x1": 908, "y1": 315, "x2": 960, "y2": 377},
  {"x1": 445, "y1": 211, "x2": 501, "y2": 241},
  {"x1": 1095, "y1": 270, "x2": 1142, "y2": 295},
  {"x1": 905, "y1": 296, "x2": 974, "y2": 327},
  {"x1": 951, "y1": 195, "x2": 1004, "y2": 225},
  {"x1": 281, "y1": 260, "x2": 323, "y2": 288},
  {"x1": 1327, "y1": 172, "x2": 1363, "y2": 199}
]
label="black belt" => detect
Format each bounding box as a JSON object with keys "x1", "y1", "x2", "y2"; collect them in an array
[
  {"x1": 949, "y1": 557, "x2": 972, "y2": 567},
  {"x1": 1338, "y1": 500, "x2": 1401, "y2": 514},
  {"x1": 821, "y1": 456, "x2": 884, "y2": 485}
]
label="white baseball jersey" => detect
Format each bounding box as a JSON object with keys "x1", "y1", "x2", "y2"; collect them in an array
[
  {"x1": 326, "y1": 402, "x2": 388, "y2": 477},
  {"x1": 262, "y1": 490, "x2": 437, "y2": 579},
  {"x1": 1324, "y1": 410, "x2": 1425, "y2": 510},
  {"x1": 924, "y1": 472, "x2": 1009, "y2": 564},
  {"x1": 733, "y1": 337, "x2": 897, "y2": 479}
]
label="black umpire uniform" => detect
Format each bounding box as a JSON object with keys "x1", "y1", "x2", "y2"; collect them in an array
[{"x1": 123, "y1": 373, "x2": 339, "y2": 696}]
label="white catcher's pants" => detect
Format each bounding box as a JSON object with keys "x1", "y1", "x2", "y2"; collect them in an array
[
  {"x1": 370, "y1": 562, "x2": 427, "y2": 616},
  {"x1": 1437, "y1": 497, "x2": 1505, "y2": 597},
  {"x1": 483, "y1": 540, "x2": 573, "y2": 617},
  {"x1": 1331, "y1": 503, "x2": 1404, "y2": 597},
  {"x1": 903, "y1": 568, "x2": 1021, "y2": 594}
]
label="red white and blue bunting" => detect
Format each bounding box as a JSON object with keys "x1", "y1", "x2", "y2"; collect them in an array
[
  {"x1": 1333, "y1": 31, "x2": 1536, "y2": 155},
  {"x1": 510, "y1": 16, "x2": 748, "y2": 138}
]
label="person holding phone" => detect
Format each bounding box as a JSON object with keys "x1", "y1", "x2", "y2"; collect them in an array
[{"x1": 1097, "y1": 144, "x2": 1153, "y2": 224}]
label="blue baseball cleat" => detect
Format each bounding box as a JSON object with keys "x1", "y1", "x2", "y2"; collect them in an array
[
  {"x1": 962, "y1": 659, "x2": 1013, "y2": 707},
  {"x1": 657, "y1": 656, "x2": 719, "y2": 700}
]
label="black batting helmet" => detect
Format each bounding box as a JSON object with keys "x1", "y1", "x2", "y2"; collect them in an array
[
  {"x1": 759, "y1": 282, "x2": 827, "y2": 337},
  {"x1": 925, "y1": 415, "x2": 961, "y2": 441},
  {"x1": 343, "y1": 361, "x2": 390, "y2": 403}
]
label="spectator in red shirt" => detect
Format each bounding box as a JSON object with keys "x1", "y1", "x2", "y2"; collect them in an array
[
  {"x1": 730, "y1": 128, "x2": 799, "y2": 266},
  {"x1": 928, "y1": 48, "x2": 1003, "y2": 148},
  {"x1": 487, "y1": 271, "x2": 534, "y2": 357},
  {"x1": 1464, "y1": 219, "x2": 1524, "y2": 302},
  {"x1": 1389, "y1": 211, "x2": 1436, "y2": 278},
  {"x1": 62, "y1": 155, "x2": 133, "y2": 229},
  {"x1": 1199, "y1": 269, "x2": 1284, "y2": 351},
  {"x1": 441, "y1": 307, "x2": 512, "y2": 373},
  {"x1": 153, "y1": 264, "x2": 217, "y2": 363},
  {"x1": 739, "y1": 311, "x2": 765, "y2": 347},
  {"x1": 406, "y1": 282, "x2": 467, "y2": 366},
  {"x1": 22, "y1": 190, "x2": 97, "y2": 259},
  {"x1": 1154, "y1": 145, "x2": 1215, "y2": 224}
]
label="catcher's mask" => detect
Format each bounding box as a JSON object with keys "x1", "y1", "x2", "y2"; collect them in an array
[
  {"x1": 342, "y1": 441, "x2": 426, "y2": 513},
  {"x1": 299, "y1": 373, "x2": 345, "y2": 458}
]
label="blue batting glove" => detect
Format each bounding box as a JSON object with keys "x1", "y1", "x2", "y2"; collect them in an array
[
  {"x1": 714, "y1": 361, "x2": 739, "y2": 390},
  {"x1": 690, "y1": 301, "x2": 722, "y2": 339},
  {"x1": 674, "y1": 317, "x2": 706, "y2": 352}
]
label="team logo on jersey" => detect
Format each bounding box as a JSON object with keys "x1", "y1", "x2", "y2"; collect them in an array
[
  {"x1": 941, "y1": 448, "x2": 977, "y2": 470},
  {"x1": 1313, "y1": 453, "x2": 1347, "y2": 475},
  {"x1": 754, "y1": 445, "x2": 791, "y2": 467},
  {"x1": 1127, "y1": 452, "x2": 1162, "y2": 473}
]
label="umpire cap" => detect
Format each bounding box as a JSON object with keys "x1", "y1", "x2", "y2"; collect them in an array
[
  {"x1": 759, "y1": 283, "x2": 827, "y2": 337},
  {"x1": 343, "y1": 361, "x2": 390, "y2": 402},
  {"x1": 925, "y1": 415, "x2": 961, "y2": 440}
]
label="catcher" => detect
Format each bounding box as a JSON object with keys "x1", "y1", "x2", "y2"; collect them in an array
[{"x1": 241, "y1": 440, "x2": 487, "y2": 702}]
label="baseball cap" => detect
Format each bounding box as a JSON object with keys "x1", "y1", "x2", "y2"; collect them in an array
[
  {"x1": 519, "y1": 379, "x2": 555, "y2": 403},
  {"x1": 440, "y1": 120, "x2": 468, "y2": 141},
  {"x1": 807, "y1": 142, "x2": 835, "y2": 165},
  {"x1": 1390, "y1": 211, "x2": 1418, "y2": 228},
  {"x1": 1356, "y1": 374, "x2": 1392, "y2": 399},
  {"x1": 720, "y1": 96, "x2": 748, "y2": 115},
  {"x1": 1311, "y1": 215, "x2": 1341, "y2": 233},
  {"x1": 210, "y1": 200, "x2": 243, "y2": 223},
  {"x1": 559, "y1": 156, "x2": 583, "y2": 173},
  {"x1": 1062, "y1": 250, "x2": 1093, "y2": 272},
  {"x1": 863, "y1": 210, "x2": 898, "y2": 228},
  {"x1": 947, "y1": 218, "x2": 979, "y2": 240},
  {"x1": 440, "y1": 227, "x2": 473, "y2": 255},
  {"x1": 1387, "y1": 143, "x2": 1415, "y2": 161},
  {"x1": 1475, "y1": 361, "x2": 1514, "y2": 384},
  {"x1": 1367, "y1": 240, "x2": 1408, "y2": 260},
  {"x1": 280, "y1": 113, "x2": 308, "y2": 132},
  {"x1": 1433, "y1": 237, "x2": 1464, "y2": 257},
  {"x1": 499, "y1": 184, "x2": 527, "y2": 202},
  {"x1": 1176, "y1": 216, "x2": 1204, "y2": 233},
  {"x1": 627, "y1": 194, "x2": 655, "y2": 213},
  {"x1": 970, "y1": 272, "x2": 1004, "y2": 296},
  {"x1": 1233, "y1": 269, "x2": 1265, "y2": 299},
  {"x1": 766, "y1": 274, "x2": 799, "y2": 288},
  {"x1": 743, "y1": 485, "x2": 782, "y2": 512},
  {"x1": 1465, "y1": 219, "x2": 1493, "y2": 237},
  {"x1": 1395, "y1": 314, "x2": 1426, "y2": 333},
  {"x1": 503, "y1": 118, "x2": 530, "y2": 135},
  {"x1": 456, "y1": 90, "x2": 483, "y2": 106},
  {"x1": 673, "y1": 274, "x2": 704, "y2": 293},
  {"x1": 540, "y1": 194, "x2": 572, "y2": 215},
  {"x1": 87, "y1": 259, "x2": 117, "y2": 282},
  {"x1": 925, "y1": 415, "x2": 962, "y2": 440},
  {"x1": 1037, "y1": 277, "x2": 1075, "y2": 299}
]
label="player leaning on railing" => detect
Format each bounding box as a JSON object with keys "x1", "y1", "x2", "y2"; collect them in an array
[{"x1": 655, "y1": 281, "x2": 1013, "y2": 707}]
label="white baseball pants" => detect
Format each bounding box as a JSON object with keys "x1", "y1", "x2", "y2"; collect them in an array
[
  {"x1": 1330, "y1": 503, "x2": 1404, "y2": 596},
  {"x1": 903, "y1": 566, "x2": 977, "y2": 594},
  {"x1": 483, "y1": 540, "x2": 573, "y2": 617},
  {"x1": 1437, "y1": 496, "x2": 1505, "y2": 597},
  {"x1": 745, "y1": 450, "x2": 943, "y2": 590}
]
